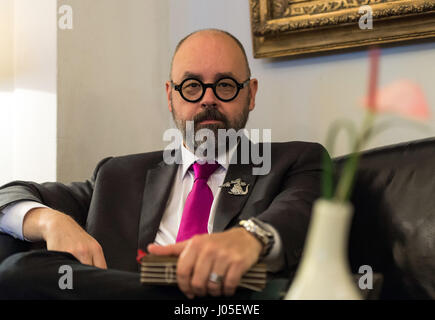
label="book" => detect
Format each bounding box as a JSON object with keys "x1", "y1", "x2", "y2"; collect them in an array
[{"x1": 139, "y1": 254, "x2": 267, "y2": 292}]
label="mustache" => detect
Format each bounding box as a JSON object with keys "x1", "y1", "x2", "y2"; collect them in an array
[{"x1": 193, "y1": 109, "x2": 229, "y2": 126}]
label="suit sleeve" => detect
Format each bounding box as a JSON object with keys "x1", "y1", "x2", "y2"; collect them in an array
[
  {"x1": 257, "y1": 143, "x2": 327, "y2": 274},
  {"x1": 0, "y1": 157, "x2": 112, "y2": 228}
]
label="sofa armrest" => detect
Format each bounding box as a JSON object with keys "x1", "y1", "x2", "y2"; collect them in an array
[{"x1": 0, "y1": 233, "x2": 32, "y2": 264}]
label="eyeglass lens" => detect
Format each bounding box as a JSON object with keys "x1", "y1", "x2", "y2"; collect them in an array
[{"x1": 181, "y1": 78, "x2": 239, "y2": 102}]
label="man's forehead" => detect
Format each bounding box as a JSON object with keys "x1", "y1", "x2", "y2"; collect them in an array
[
  {"x1": 171, "y1": 31, "x2": 247, "y2": 80},
  {"x1": 180, "y1": 71, "x2": 239, "y2": 81}
]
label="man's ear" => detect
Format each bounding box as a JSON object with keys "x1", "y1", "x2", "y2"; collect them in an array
[
  {"x1": 248, "y1": 78, "x2": 258, "y2": 111},
  {"x1": 165, "y1": 81, "x2": 173, "y2": 112}
]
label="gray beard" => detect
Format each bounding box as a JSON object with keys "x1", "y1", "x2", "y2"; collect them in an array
[{"x1": 171, "y1": 98, "x2": 250, "y2": 156}]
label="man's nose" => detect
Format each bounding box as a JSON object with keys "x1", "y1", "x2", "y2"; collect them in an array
[{"x1": 200, "y1": 86, "x2": 218, "y2": 108}]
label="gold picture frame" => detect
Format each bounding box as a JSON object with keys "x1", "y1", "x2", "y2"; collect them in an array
[{"x1": 250, "y1": 0, "x2": 435, "y2": 58}]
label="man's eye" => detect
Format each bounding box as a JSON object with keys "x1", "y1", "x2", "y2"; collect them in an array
[
  {"x1": 184, "y1": 82, "x2": 200, "y2": 88},
  {"x1": 218, "y1": 82, "x2": 234, "y2": 88},
  {"x1": 183, "y1": 82, "x2": 201, "y2": 91}
]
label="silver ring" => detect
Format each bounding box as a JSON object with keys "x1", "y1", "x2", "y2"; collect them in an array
[{"x1": 209, "y1": 273, "x2": 223, "y2": 284}]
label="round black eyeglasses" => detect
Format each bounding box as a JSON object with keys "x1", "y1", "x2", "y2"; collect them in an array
[{"x1": 171, "y1": 77, "x2": 250, "y2": 103}]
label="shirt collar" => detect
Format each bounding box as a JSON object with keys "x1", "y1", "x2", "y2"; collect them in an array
[{"x1": 180, "y1": 141, "x2": 239, "y2": 178}]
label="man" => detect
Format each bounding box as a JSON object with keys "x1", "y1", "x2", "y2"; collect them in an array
[{"x1": 0, "y1": 29, "x2": 326, "y2": 299}]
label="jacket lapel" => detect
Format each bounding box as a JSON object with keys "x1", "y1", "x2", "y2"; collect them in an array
[
  {"x1": 137, "y1": 159, "x2": 178, "y2": 251},
  {"x1": 212, "y1": 140, "x2": 260, "y2": 232}
]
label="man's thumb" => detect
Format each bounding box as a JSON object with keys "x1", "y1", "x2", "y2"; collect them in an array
[{"x1": 147, "y1": 242, "x2": 185, "y2": 256}]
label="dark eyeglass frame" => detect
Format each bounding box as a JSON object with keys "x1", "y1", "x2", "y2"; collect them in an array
[{"x1": 171, "y1": 76, "x2": 250, "y2": 103}]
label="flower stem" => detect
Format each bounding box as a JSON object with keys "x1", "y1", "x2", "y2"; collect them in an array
[{"x1": 334, "y1": 110, "x2": 375, "y2": 201}]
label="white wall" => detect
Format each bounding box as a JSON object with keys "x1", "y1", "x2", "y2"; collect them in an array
[
  {"x1": 0, "y1": 0, "x2": 15, "y2": 184},
  {"x1": 0, "y1": 0, "x2": 57, "y2": 185},
  {"x1": 169, "y1": 0, "x2": 435, "y2": 156},
  {"x1": 0, "y1": 0, "x2": 14, "y2": 91},
  {"x1": 57, "y1": 0, "x2": 171, "y2": 182}
]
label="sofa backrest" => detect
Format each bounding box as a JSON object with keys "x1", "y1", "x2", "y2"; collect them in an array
[{"x1": 334, "y1": 137, "x2": 435, "y2": 299}]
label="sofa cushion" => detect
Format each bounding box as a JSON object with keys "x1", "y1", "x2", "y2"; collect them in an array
[{"x1": 335, "y1": 137, "x2": 435, "y2": 299}]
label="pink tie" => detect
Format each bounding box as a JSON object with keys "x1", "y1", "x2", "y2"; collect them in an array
[{"x1": 176, "y1": 162, "x2": 220, "y2": 242}]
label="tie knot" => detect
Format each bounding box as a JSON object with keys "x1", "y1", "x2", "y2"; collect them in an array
[{"x1": 192, "y1": 162, "x2": 220, "y2": 180}]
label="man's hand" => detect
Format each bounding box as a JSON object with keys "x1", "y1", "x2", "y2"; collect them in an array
[
  {"x1": 23, "y1": 207, "x2": 107, "y2": 269},
  {"x1": 147, "y1": 228, "x2": 263, "y2": 299}
]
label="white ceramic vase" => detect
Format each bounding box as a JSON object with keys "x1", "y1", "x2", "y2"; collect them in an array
[{"x1": 285, "y1": 199, "x2": 362, "y2": 300}]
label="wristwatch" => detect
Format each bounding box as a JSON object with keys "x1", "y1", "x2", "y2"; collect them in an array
[{"x1": 238, "y1": 217, "x2": 275, "y2": 259}]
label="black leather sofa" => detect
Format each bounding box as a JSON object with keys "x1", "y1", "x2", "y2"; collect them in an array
[
  {"x1": 342, "y1": 137, "x2": 435, "y2": 299},
  {"x1": 1, "y1": 137, "x2": 434, "y2": 299}
]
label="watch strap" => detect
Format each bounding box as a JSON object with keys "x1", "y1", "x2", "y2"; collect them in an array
[{"x1": 239, "y1": 218, "x2": 275, "y2": 258}]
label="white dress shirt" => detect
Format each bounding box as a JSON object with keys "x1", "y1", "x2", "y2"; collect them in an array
[
  {"x1": 0, "y1": 144, "x2": 284, "y2": 271},
  {"x1": 0, "y1": 200, "x2": 47, "y2": 241}
]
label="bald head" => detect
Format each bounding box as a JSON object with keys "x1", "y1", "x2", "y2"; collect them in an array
[{"x1": 170, "y1": 29, "x2": 251, "y2": 80}]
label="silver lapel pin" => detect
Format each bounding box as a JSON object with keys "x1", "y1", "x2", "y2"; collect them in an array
[{"x1": 220, "y1": 178, "x2": 249, "y2": 196}]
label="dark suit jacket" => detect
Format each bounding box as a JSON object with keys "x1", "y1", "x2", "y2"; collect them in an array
[{"x1": 0, "y1": 141, "x2": 326, "y2": 275}]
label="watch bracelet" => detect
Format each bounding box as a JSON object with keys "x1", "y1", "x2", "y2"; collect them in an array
[{"x1": 238, "y1": 218, "x2": 274, "y2": 258}]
